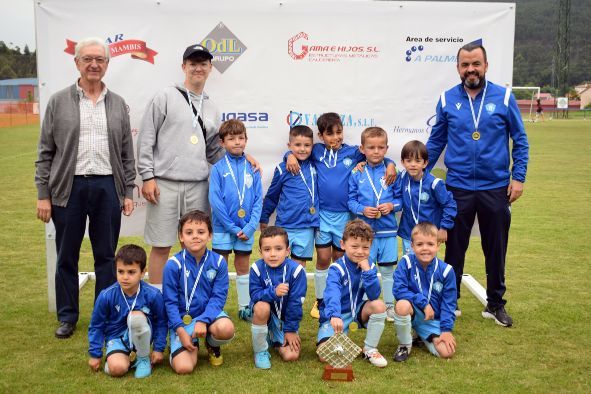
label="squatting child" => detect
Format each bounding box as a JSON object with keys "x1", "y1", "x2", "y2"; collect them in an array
[
  {"x1": 317, "y1": 219, "x2": 388, "y2": 368},
  {"x1": 163, "y1": 210, "x2": 235, "y2": 374},
  {"x1": 260, "y1": 125, "x2": 319, "y2": 268},
  {"x1": 209, "y1": 119, "x2": 263, "y2": 321},
  {"x1": 348, "y1": 126, "x2": 402, "y2": 321},
  {"x1": 249, "y1": 226, "x2": 307, "y2": 369},
  {"x1": 88, "y1": 244, "x2": 167, "y2": 379},
  {"x1": 393, "y1": 222, "x2": 457, "y2": 362},
  {"x1": 285, "y1": 113, "x2": 396, "y2": 319}
]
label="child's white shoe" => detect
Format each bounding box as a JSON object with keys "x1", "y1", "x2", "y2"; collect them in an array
[{"x1": 363, "y1": 348, "x2": 388, "y2": 368}]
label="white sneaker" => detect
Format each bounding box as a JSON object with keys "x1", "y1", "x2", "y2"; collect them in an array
[
  {"x1": 363, "y1": 348, "x2": 388, "y2": 368},
  {"x1": 386, "y1": 305, "x2": 395, "y2": 322},
  {"x1": 454, "y1": 308, "x2": 462, "y2": 317}
]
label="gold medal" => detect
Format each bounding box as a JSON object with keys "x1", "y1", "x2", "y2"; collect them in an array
[
  {"x1": 237, "y1": 208, "x2": 247, "y2": 218},
  {"x1": 129, "y1": 351, "x2": 136, "y2": 363},
  {"x1": 472, "y1": 131, "x2": 480, "y2": 141},
  {"x1": 182, "y1": 314, "x2": 193, "y2": 325},
  {"x1": 375, "y1": 211, "x2": 382, "y2": 219},
  {"x1": 190, "y1": 135, "x2": 198, "y2": 144},
  {"x1": 348, "y1": 322, "x2": 358, "y2": 332},
  {"x1": 310, "y1": 206, "x2": 316, "y2": 215}
]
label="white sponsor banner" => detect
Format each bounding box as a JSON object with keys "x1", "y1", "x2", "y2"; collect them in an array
[{"x1": 35, "y1": 0, "x2": 515, "y2": 236}]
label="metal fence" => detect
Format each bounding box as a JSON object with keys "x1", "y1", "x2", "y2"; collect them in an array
[{"x1": 0, "y1": 102, "x2": 40, "y2": 128}]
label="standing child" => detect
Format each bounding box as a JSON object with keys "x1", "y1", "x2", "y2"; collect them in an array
[
  {"x1": 209, "y1": 119, "x2": 263, "y2": 321},
  {"x1": 286, "y1": 113, "x2": 396, "y2": 319},
  {"x1": 348, "y1": 127, "x2": 401, "y2": 321},
  {"x1": 260, "y1": 125, "x2": 319, "y2": 267},
  {"x1": 394, "y1": 140, "x2": 456, "y2": 256},
  {"x1": 249, "y1": 226, "x2": 307, "y2": 369},
  {"x1": 393, "y1": 222, "x2": 457, "y2": 362},
  {"x1": 163, "y1": 210, "x2": 235, "y2": 374},
  {"x1": 88, "y1": 245, "x2": 167, "y2": 379},
  {"x1": 317, "y1": 219, "x2": 388, "y2": 368}
]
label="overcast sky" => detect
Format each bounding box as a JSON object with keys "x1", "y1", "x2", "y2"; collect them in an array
[{"x1": 0, "y1": 0, "x2": 36, "y2": 50}]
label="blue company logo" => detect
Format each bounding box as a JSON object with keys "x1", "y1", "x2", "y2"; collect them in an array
[
  {"x1": 392, "y1": 114, "x2": 437, "y2": 135},
  {"x1": 221, "y1": 111, "x2": 269, "y2": 129},
  {"x1": 287, "y1": 111, "x2": 375, "y2": 128},
  {"x1": 403, "y1": 36, "x2": 480, "y2": 63}
]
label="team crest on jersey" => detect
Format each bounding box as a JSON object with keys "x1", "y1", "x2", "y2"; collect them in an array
[
  {"x1": 343, "y1": 158, "x2": 353, "y2": 168},
  {"x1": 206, "y1": 269, "x2": 217, "y2": 281},
  {"x1": 244, "y1": 173, "x2": 253, "y2": 188},
  {"x1": 115, "y1": 305, "x2": 120, "y2": 313},
  {"x1": 141, "y1": 306, "x2": 151, "y2": 314},
  {"x1": 380, "y1": 177, "x2": 387, "y2": 190},
  {"x1": 485, "y1": 103, "x2": 496, "y2": 114},
  {"x1": 433, "y1": 281, "x2": 443, "y2": 293},
  {"x1": 420, "y1": 192, "x2": 430, "y2": 203}
]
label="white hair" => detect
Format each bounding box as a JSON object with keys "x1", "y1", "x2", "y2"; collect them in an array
[{"x1": 74, "y1": 37, "x2": 110, "y2": 61}]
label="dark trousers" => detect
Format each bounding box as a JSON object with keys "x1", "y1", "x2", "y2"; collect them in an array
[
  {"x1": 445, "y1": 186, "x2": 511, "y2": 308},
  {"x1": 52, "y1": 175, "x2": 121, "y2": 323}
]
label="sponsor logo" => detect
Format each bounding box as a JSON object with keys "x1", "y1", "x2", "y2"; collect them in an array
[
  {"x1": 115, "y1": 305, "x2": 120, "y2": 312},
  {"x1": 288, "y1": 32, "x2": 379, "y2": 62},
  {"x1": 288, "y1": 111, "x2": 375, "y2": 128},
  {"x1": 391, "y1": 114, "x2": 437, "y2": 135},
  {"x1": 485, "y1": 103, "x2": 496, "y2": 114},
  {"x1": 64, "y1": 34, "x2": 158, "y2": 64},
  {"x1": 403, "y1": 36, "x2": 479, "y2": 63},
  {"x1": 221, "y1": 111, "x2": 269, "y2": 129},
  {"x1": 200, "y1": 22, "x2": 247, "y2": 73},
  {"x1": 455, "y1": 103, "x2": 462, "y2": 110}
]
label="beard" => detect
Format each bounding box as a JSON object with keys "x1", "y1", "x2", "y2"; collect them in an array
[{"x1": 461, "y1": 71, "x2": 486, "y2": 90}]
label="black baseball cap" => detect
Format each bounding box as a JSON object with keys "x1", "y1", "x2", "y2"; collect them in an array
[{"x1": 183, "y1": 44, "x2": 213, "y2": 61}]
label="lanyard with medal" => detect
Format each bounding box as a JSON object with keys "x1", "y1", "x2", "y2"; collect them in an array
[
  {"x1": 121, "y1": 283, "x2": 141, "y2": 348},
  {"x1": 225, "y1": 155, "x2": 248, "y2": 218},
  {"x1": 415, "y1": 258, "x2": 439, "y2": 303},
  {"x1": 182, "y1": 249, "x2": 207, "y2": 325},
  {"x1": 408, "y1": 176, "x2": 423, "y2": 225},
  {"x1": 467, "y1": 81, "x2": 488, "y2": 141},
  {"x1": 320, "y1": 147, "x2": 338, "y2": 168},
  {"x1": 365, "y1": 164, "x2": 384, "y2": 219},
  {"x1": 299, "y1": 163, "x2": 316, "y2": 215},
  {"x1": 186, "y1": 88, "x2": 204, "y2": 145},
  {"x1": 266, "y1": 265, "x2": 287, "y2": 322},
  {"x1": 341, "y1": 257, "x2": 360, "y2": 332}
]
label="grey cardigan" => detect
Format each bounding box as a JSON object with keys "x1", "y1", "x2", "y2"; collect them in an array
[{"x1": 35, "y1": 83, "x2": 136, "y2": 207}]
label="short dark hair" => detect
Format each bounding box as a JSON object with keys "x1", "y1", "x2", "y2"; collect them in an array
[
  {"x1": 178, "y1": 210, "x2": 212, "y2": 234},
  {"x1": 259, "y1": 226, "x2": 290, "y2": 248},
  {"x1": 457, "y1": 43, "x2": 487, "y2": 64},
  {"x1": 411, "y1": 222, "x2": 438, "y2": 242},
  {"x1": 342, "y1": 219, "x2": 374, "y2": 243},
  {"x1": 289, "y1": 125, "x2": 314, "y2": 140},
  {"x1": 115, "y1": 244, "x2": 147, "y2": 271},
  {"x1": 317, "y1": 112, "x2": 343, "y2": 135},
  {"x1": 401, "y1": 140, "x2": 428, "y2": 162},
  {"x1": 219, "y1": 119, "x2": 247, "y2": 141},
  {"x1": 361, "y1": 127, "x2": 388, "y2": 145}
]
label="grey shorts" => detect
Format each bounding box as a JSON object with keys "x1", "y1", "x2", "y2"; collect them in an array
[{"x1": 144, "y1": 178, "x2": 210, "y2": 247}]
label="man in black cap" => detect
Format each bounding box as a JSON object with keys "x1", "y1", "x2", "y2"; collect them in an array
[{"x1": 137, "y1": 45, "x2": 258, "y2": 292}]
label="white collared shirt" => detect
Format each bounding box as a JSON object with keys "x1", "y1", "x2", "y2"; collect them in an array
[{"x1": 75, "y1": 82, "x2": 112, "y2": 175}]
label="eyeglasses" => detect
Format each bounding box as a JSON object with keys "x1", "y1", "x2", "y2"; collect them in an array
[{"x1": 79, "y1": 56, "x2": 108, "y2": 65}]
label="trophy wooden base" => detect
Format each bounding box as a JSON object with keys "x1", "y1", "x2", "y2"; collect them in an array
[{"x1": 322, "y1": 364, "x2": 354, "y2": 382}]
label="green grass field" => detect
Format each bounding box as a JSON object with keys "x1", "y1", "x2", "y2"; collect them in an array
[{"x1": 1, "y1": 120, "x2": 590, "y2": 393}]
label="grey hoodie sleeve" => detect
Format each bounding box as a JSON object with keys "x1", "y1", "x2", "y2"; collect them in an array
[{"x1": 137, "y1": 93, "x2": 166, "y2": 180}]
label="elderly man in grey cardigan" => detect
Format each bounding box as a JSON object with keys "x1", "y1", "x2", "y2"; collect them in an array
[{"x1": 35, "y1": 37, "x2": 136, "y2": 339}]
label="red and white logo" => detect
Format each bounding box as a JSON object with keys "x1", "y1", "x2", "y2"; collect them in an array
[
  {"x1": 287, "y1": 32, "x2": 379, "y2": 63},
  {"x1": 64, "y1": 37, "x2": 158, "y2": 64}
]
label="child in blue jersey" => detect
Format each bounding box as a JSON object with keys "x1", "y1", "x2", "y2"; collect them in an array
[
  {"x1": 348, "y1": 127, "x2": 402, "y2": 322},
  {"x1": 249, "y1": 226, "x2": 308, "y2": 369},
  {"x1": 260, "y1": 125, "x2": 319, "y2": 267},
  {"x1": 88, "y1": 245, "x2": 167, "y2": 379},
  {"x1": 209, "y1": 119, "x2": 263, "y2": 322},
  {"x1": 393, "y1": 222, "x2": 457, "y2": 362},
  {"x1": 394, "y1": 140, "x2": 456, "y2": 256},
  {"x1": 318, "y1": 219, "x2": 388, "y2": 368},
  {"x1": 286, "y1": 113, "x2": 397, "y2": 319},
  {"x1": 163, "y1": 210, "x2": 235, "y2": 374}
]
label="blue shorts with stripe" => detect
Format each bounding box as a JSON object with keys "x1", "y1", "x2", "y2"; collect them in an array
[
  {"x1": 412, "y1": 306, "x2": 441, "y2": 356},
  {"x1": 370, "y1": 236, "x2": 398, "y2": 266},
  {"x1": 106, "y1": 329, "x2": 133, "y2": 357},
  {"x1": 212, "y1": 231, "x2": 254, "y2": 254},
  {"x1": 268, "y1": 313, "x2": 293, "y2": 347},
  {"x1": 316, "y1": 300, "x2": 367, "y2": 344},
  {"x1": 285, "y1": 227, "x2": 315, "y2": 261},
  {"x1": 315, "y1": 210, "x2": 352, "y2": 249},
  {"x1": 169, "y1": 311, "x2": 230, "y2": 360}
]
